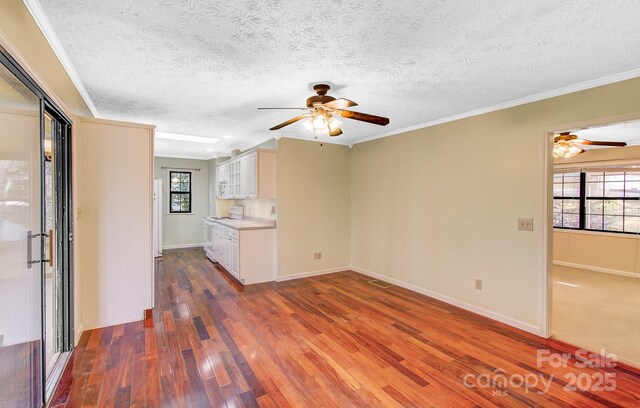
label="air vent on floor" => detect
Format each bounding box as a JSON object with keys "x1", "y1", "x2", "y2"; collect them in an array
[{"x1": 368, "y1": 279, "x2": 394, "y2": 289}]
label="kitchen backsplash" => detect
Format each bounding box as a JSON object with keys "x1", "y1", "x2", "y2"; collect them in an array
[{"x1": 229, "y1": 198, "x2": 276, "y2": 220}]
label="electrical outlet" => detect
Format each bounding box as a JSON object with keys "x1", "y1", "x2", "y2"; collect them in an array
[
  {"x1": 314, "y1": 252, "x2": 322, "y2": 260},
  {"x1": 475, "y1": 279, "x2": 482, "y2": 290},
  {"x1": 518, "y1": 217, "x2": 534, "y2": 231}
]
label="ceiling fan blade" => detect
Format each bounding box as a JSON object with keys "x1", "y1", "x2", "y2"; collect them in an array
[
  {"x1": 323, "y1": 98, "x2": 358, "y2": 110},
  {"x1": 340, "y1": 110, "x2": 389, "y2": 126},
  {"x1": 329, "y1": 127, "x2": 343, "y2": 137},
  {"x1": 258, "y1": 107, "x2": 308, "y2": 110},
  {"x1": 579, "y1": 140, "x2": 627, "y2": 147},
  {"x1": 269, "y1": 114, "x2": 309, "y2": 130}
]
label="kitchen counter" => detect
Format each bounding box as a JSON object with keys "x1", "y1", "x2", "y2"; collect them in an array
[{"x1": 210, "y1": 217, "x2": 276, "y2": 231}]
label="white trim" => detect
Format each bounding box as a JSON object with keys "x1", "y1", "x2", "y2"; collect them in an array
[
  {"x1": 163, "y1": 242, "x2": 205, "y2": 250},
  {"x1": 22, "y1": 0, "x2": 99, "y2": 116},
  {"x1": 351, "y1": 267, "x2": 543, "y2": 336},
  {"x1": 84, "y1": 317, "x2": 143, "y2": 332},
  {"x1": 276, "y1": 266, "x2": 350, "y2": 282},
  {"x1": 553, "y1": 260, "x2": 640, "y2": 279},
  {"x1": 540, "y1": 128, "x2": 553, "y2": 338}
]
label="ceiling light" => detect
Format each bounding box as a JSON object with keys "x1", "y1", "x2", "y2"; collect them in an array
[
  {"x1": 156, "y1": 132, "x2": 219, "y2": 144},
  {"x1": 328, "y1": 116, "x2": 341, "y2": 132},
  {"x1": 223, "y1": 135, "x2": 232, "y2": 139},
  {"x1": 312, "y1": 115, "x2": 329, "y2": 131},
  {"x1": 553, "y1": 141, "x2": 584, "y2": 158},
  {"x1": 206, "y1": 148, "x2": 214, "y2": 152}
]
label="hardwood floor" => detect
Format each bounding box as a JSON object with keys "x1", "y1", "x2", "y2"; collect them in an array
[{"x1": 50, "y1": 248, "x2": 640, "y2": 407}]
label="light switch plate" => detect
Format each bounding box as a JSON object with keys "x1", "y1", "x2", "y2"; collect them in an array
[{"x1": 518, "y1": 217, "x2": 534, "y2": 231}]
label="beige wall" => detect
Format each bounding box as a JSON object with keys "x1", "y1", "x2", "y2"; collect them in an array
[
  {"x1": 154, "y1": 157, "x2": 209, "y2": 248},
  {"x1": 553, "y1": 146, "x2": 640, "y2": 278},
  {"x1": 554, "y1": 230, "x2": 640, "y2": 277},
  {"x1": 350, "y1": 77, "x2": 640, "y2": 333},
  {"x1": 277, "y1": 138, "x2": 351, "y2": 277},
  {"x1": 0, "y1": 0, "x2": 91, "y2": 116},
  {"x1": 79, "y1": 118, "x2": 154, "y2": 330}
]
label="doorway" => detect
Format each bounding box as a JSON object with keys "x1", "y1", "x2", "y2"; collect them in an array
[
  {"x1": 0, "y1": 45, "x2": 74, "y2": 407},
  {"x1": 548, "y1": 118, "x2": 640, "y2": 367}
]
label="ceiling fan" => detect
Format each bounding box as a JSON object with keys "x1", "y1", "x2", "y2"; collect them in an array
[
  {"x1": 553, "y1": 132, "x2": 627, "y2": 158},
  {"x1": 258, "y1": 84, "x2": 389, "y2": 137}
]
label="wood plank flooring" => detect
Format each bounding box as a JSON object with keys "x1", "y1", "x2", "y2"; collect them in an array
[{"x1": 50, "y1": 248, "x2": 640, "y2": 407}]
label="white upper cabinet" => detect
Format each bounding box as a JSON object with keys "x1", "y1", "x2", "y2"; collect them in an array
[{"x1": 216, "y1": 149, "x2": 275, "y2": 200}]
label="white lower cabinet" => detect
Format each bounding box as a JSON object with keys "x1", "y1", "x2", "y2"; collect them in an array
[
  {"x1": 210, "y1": 221, "x2": 275, "y2": 284},
  {"x1": 229, "y1": 238, "x2": 239, "y2": 278}
]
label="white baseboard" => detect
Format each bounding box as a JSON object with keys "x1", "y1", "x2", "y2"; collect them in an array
[
  {"x1": 162, "y1": 242, "x2": 205, "y2": 250},
  {"x1": 553, "y1": 260, "x2": 640, "y2": 279},
  {"x1": 350, "y1": 266, "x2": 542, "y2": 336},
  {"x1": 84, "y1": 316, "x2": 143, "y2": 332},
  {"x1": 276, "y1": 266, "x2": 351, "y2": 282}
]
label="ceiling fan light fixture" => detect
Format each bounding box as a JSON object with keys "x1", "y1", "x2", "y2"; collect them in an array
[
  {"x1": 553, "y1": 141, "x2": 583, "y2": 158},
  {"x1": 303, "y1": 117, "x2": 314, "y2": 132},
  {"x1": 328, "y1": 116, "x2": 341, "y2": 132},
  {"x1": 312, "y1": 114, "x2": 329, "y2": 131}
]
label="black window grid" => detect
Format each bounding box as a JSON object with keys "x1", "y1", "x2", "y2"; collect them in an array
[
  {"x1": 554, "y1": 171, "x2": 640, "y2": 235},
  {"x1": 169, "y1": 171, "x2": 192, "y2": 213}
]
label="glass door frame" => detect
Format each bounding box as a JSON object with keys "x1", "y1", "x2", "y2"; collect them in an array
[{"x1": 0, "y1": 45, "x2": 74, "y2": 404}]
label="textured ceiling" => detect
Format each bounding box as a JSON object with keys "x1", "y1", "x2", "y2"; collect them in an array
[{"x1": 37, "y1": 0, "x2": 640, "y2": 158}]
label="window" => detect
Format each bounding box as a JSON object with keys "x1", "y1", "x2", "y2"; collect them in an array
[
  {"x1": 169, "y1": 171, "x2": 191, "y2": 213},
  {"x1": 553, "y1": 170, "x2": 640, "y2": 234},
  {"x1": 553, "y1": 172, "x2": 580, "y2": 229},
  {"x1": 585, "y1": 171, "x2": 640, "y2": 233}
]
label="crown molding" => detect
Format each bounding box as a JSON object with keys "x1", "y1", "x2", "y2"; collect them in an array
[
  {"x1": 23, "y1": 0, "x2": 99, "y2": 117},
  {"x1": 353, "y1": 68, "x2": 640, "y2": 146}
]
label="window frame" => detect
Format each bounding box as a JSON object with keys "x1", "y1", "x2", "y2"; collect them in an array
[
  {"x1": 554, "y1": 170, "x2": 640, "y2": 235},
  {"x1": 168, "y1": 171, "x2": 192, "y2": 214}
]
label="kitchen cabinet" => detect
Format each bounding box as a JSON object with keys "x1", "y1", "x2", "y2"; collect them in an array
[
  {"x1": 228, "y1": 238, "x2": 239, "y2": 278},
  {"x1": 209, "y1": 220, "x2": 275, "y2": 284},
  {"x1": 216, "y1": 149, "x2": 275, "y2": 199}
]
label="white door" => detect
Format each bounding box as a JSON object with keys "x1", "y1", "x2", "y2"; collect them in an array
[{"x1": 0, "y1": 60, "x2": 44, "y2": 408}]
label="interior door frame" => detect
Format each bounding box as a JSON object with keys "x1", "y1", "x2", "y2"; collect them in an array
[
  {"x1": 540, "y1": 110, "x2": 640, "y2": 339},
  {"x1": 0, "y1": 44, "x2": 74, "y2": 404}
]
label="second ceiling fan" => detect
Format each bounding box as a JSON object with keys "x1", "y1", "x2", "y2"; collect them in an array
[
  {"x1": 258, "y1": 84, "x2": 389, "y2": 137},
  {"x1": 553, "y1": 132, "x2": 627, "y2": 158}
]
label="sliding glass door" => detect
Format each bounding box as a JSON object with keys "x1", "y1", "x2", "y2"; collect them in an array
[
  {"x1": 0, "y1": 52, "x2": 44, "y2": 408},
  {"x1": 0, "y1": 46, "x2": 74, "y2": 407}
]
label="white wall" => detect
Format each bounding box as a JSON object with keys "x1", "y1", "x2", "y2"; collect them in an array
[
  {"x1": 154, "y1": 157, "x2": 209, "y2": 249},
  {"x1": 79, "y1": 117, "x2": 154, "y2": 330}
]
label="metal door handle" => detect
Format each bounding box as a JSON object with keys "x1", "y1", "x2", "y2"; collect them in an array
[{"x1": 27, "y1": 230, "x2": 49, "y2": 269}]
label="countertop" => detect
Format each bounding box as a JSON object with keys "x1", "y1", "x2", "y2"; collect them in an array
[{"x1": 209, "y1": 217, "x2": 276, "y2": 231}]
